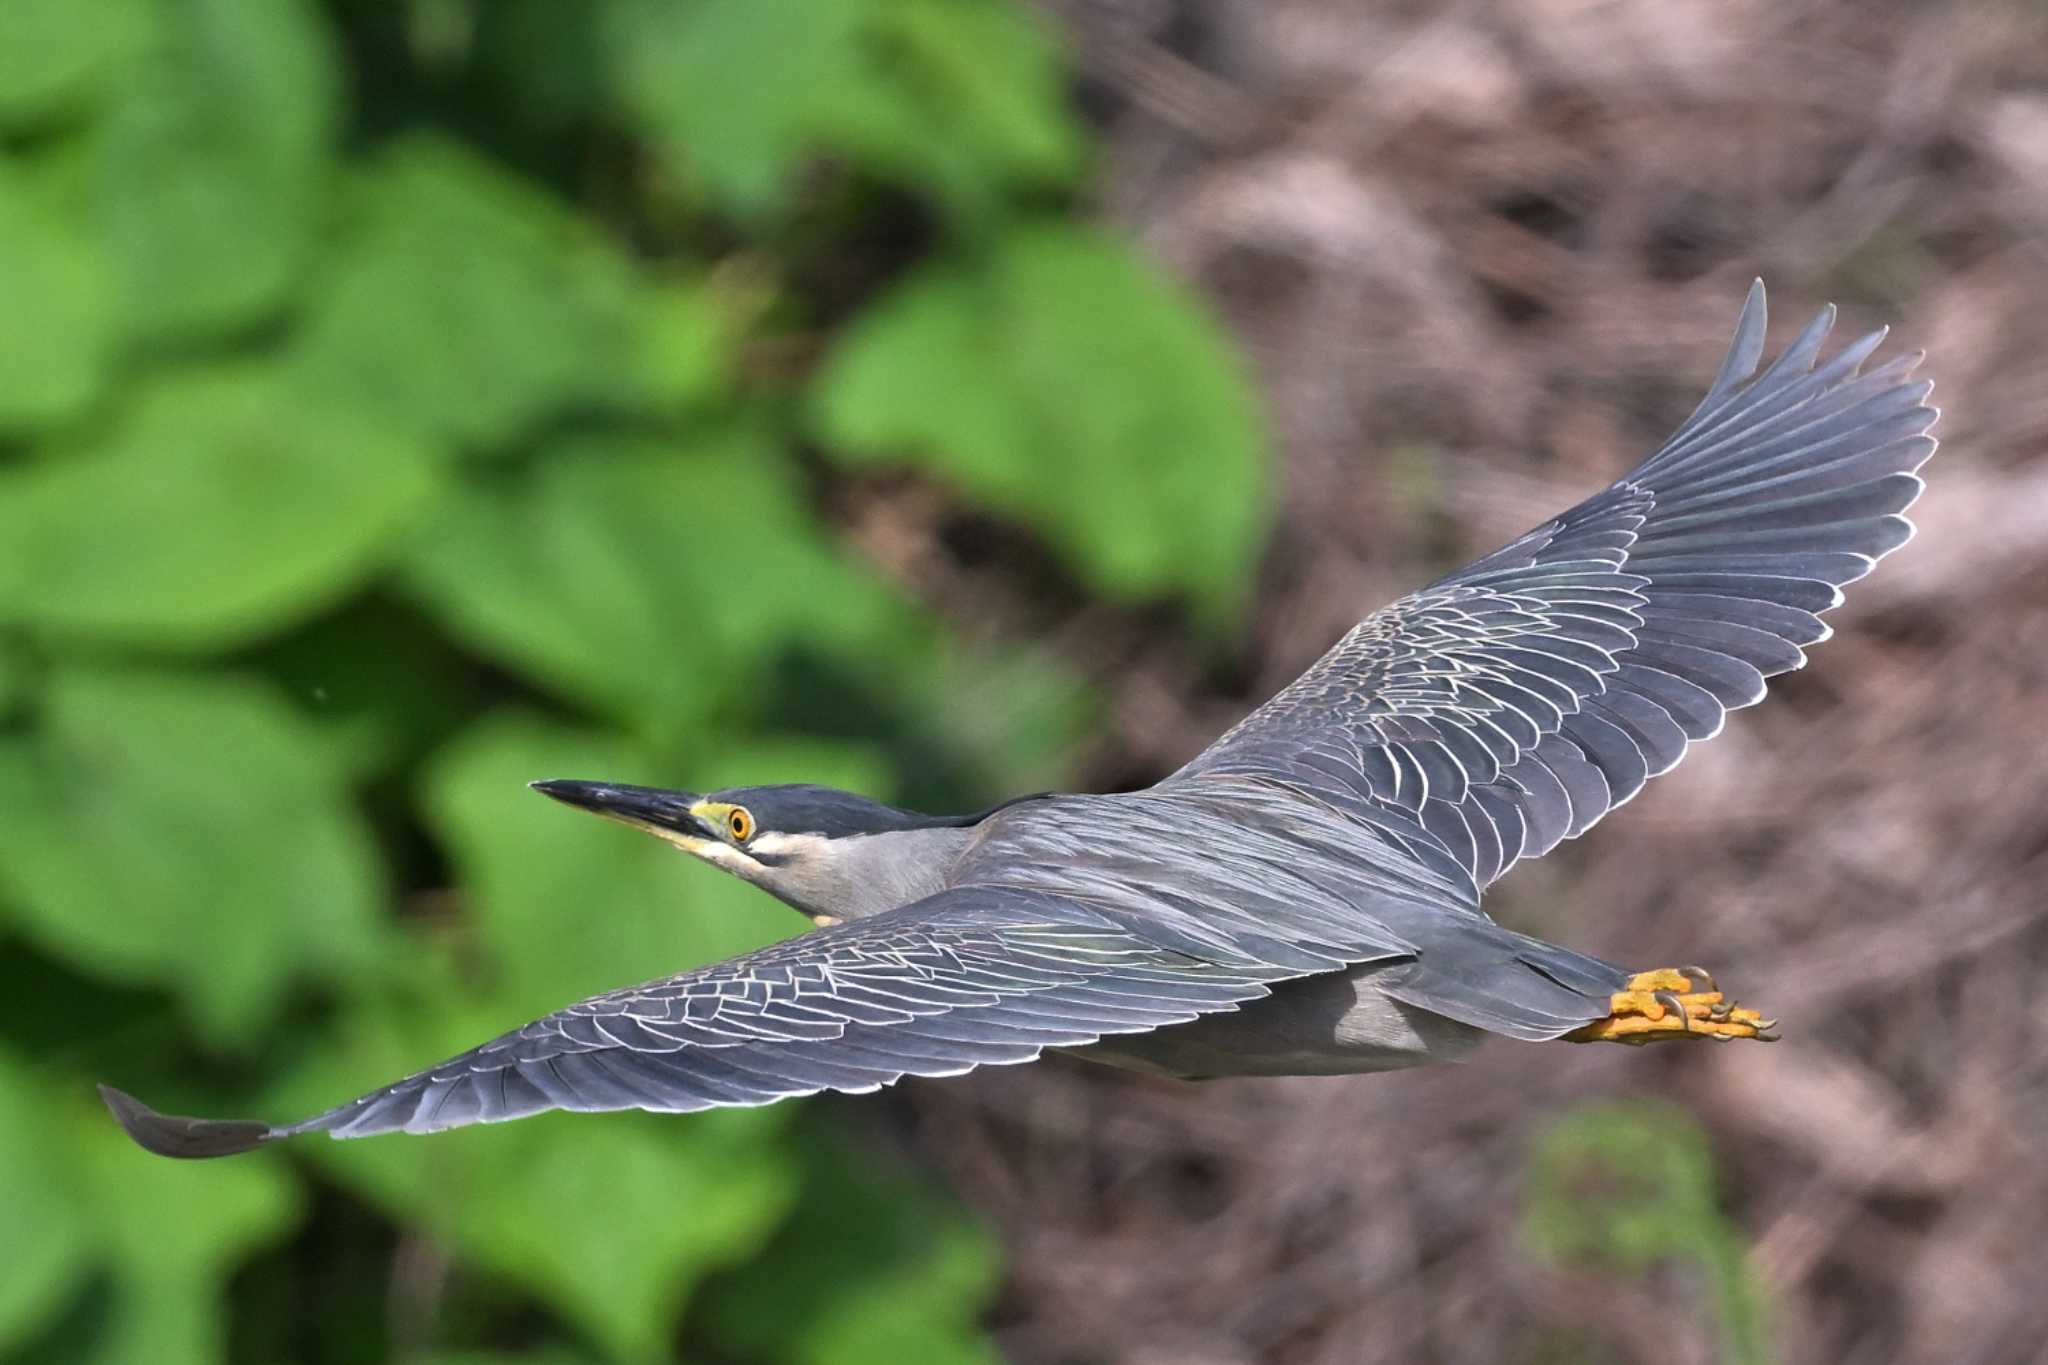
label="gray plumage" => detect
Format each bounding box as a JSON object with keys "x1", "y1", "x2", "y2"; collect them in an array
[{"x1": 102, "y1": 282, "x2": 1938, "y2": 1159}]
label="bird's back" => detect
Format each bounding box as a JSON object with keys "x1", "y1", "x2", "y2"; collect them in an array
[{"x1": 952, "y1": 782, "x2": 1468, "y2": 968}]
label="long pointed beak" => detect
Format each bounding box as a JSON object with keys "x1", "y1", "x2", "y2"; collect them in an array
[{"x1": 529, "y1": 779, "x2": 711, "y2": 840}]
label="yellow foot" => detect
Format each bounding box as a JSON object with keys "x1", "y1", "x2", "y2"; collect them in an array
[{"x1": 1565, "y1": 966, "x2": 1778, "y2": 1046}]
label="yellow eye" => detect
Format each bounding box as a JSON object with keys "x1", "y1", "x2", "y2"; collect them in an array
[{"x1": 727, "y1": 807, "x2": 754, "y2": 841}]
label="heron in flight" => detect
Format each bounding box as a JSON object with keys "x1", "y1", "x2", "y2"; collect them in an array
[{"x1": 103, "y1": 282, "x2": 1937, "y2": 1158}]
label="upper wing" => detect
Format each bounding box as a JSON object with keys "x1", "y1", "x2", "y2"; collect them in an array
[
  {"x1": 1169, "y1": 281, "x2": 1938, "y2": 887},
  {"x1": 100, "y1": 887, "x2": 1303, "y2": 1158}
]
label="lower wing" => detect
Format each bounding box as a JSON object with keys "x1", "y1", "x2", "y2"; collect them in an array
[{"x1": 101, "y1": 887, "x2": 1297, "y2": 1158}]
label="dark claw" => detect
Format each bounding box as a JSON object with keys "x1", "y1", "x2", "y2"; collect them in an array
[
  {"x1": 1677, "y1": 964, "x2": 1717, "y2": 993},
  {"x1": 1708, "y1": 1003, "x2": 1731, "y2": 1021},
  {"x1": 1653, "y1": 990, "x2": 1692, "y2": 1031}
]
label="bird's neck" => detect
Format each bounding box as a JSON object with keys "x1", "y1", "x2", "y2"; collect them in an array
[{"x1": 755, "y1": 823, "x2": 978, "y2": 924}]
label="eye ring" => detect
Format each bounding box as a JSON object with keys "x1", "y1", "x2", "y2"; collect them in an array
[{"x1": 727, "y1": 807, "x2": 754, "y2": 842}]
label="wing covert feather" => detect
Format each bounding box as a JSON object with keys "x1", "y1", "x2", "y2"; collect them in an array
[{"x1": 1170, "y1": 281, "x2": 1937, "y2": 888}]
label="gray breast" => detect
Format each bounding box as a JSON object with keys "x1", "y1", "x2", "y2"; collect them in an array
[{"x1": 774, "y1": 823, "x2": 979, "y2": 922}]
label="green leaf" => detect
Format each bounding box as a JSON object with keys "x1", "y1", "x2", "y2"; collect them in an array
[
  {"x1": 607, "y1": 0, "x2": 875, "y2": 213},
  {"x1": 813, "y1": 225, "x2": 1270, "y2": 618},
  {"x1": 0, "y1": 365, "x2": 439, "y2": 649},
  {"x1": 0, "y1": 1056, "x2": 93, "y2": 1351},
  {"x1": 96, "y1": 0, "x2": 337, "y2": 340},
  {"x1": 634, "y1": 278, "x2": 736, "y2": 415},
  {"x1": 0, "y1": 667, "x2": 390, "y2": 1043},
  {"x1": 287, "y1": 135, "x2": 649, "y2": 454},
  {"x1": 0, "y1": 0, "x2": 155, "y2": 129},
  {"x1": 399, "y1": 429, "x2": 915, "y2": 735},
  {"x1": 852, "y1": 0, "x2": 1085, "y2": 215},
  {"x1": 704, "y1": 1138, "x2": 1003, "y2": 1365},
  {"x1": 0, "y1": 163, "x2": 118, "y2": 433},
  {"x1": 606, "y1": 0, "x2": 1082, "y2": 219}
]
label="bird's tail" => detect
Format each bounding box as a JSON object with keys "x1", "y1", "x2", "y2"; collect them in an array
[{"x1": 1379, "y1": 916, "x2": 1628, "y2": 1040}]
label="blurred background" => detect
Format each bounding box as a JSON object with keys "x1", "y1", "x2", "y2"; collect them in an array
[{"x1": 2, "y1": 1, "x2": 2045, "y2": 1363}]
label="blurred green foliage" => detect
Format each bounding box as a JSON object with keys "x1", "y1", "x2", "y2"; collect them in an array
[
  {"x1": 0, "y1": 1, "x2": 1269, "y2": 1362},
  {"x1": 1520, "y1": 1101, "x2": 1770, "y2": 1365}
]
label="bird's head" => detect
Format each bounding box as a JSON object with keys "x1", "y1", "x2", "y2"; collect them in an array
[{"x1": 529, "y1": 779, "x2": 1009, "y2": 925}]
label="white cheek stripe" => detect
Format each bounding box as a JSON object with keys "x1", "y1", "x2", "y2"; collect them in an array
[
  {"x1": 645, "y1": 825, "x2": 822, "y2": 871},
  {"x1": 641, "y1": 825, "x2": 735, "y2": 861}
]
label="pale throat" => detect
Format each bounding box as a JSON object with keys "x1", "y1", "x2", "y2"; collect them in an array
[{"x1": 663, "y1": 826, "x2": 851, "y2": 927}]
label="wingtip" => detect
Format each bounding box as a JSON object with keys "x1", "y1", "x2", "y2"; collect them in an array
[
  {"x1": 1706, "y1": 278, "x2": 1771, "y2": 400},
  {"x1": 97, "y1": 1083, "x2": 279, "y2": 1160}
]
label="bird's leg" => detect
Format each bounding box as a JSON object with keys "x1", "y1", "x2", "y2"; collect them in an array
[{"x1": 1565, "y1": 967, "x2": 1778, "y2": 1045}]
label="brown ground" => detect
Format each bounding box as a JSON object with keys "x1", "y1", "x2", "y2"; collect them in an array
[{"x1": 834, "y1": 4, "x2": 2048, "y2": 1362}]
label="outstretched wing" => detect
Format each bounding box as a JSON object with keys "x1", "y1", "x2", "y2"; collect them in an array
[
  {"x1": 100, "y1": 888, "x2": 1298, "y2": 1158},
  {"x1": 1170, "y1": 281, "x2": 1938, "y2": 887}
]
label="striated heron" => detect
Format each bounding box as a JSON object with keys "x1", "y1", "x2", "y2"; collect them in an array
[{"x1": 102, "y1": 282, "x2": 1938, "y2": 1158}]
